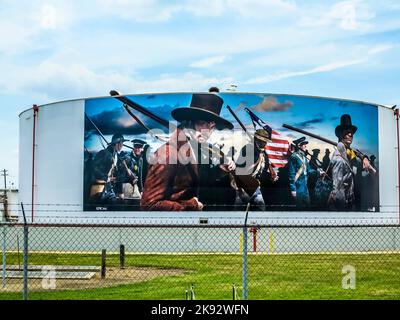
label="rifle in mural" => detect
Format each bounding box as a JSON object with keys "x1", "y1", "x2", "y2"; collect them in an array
[
  {"x1": 122, "y1": 104, "x2": 168, "y2": 142},
  {"x1": 227, "y1": 106, "x2": 277, "y2": 181},
  {"x1": 110, "y1": 90, "x2": 260, "y2": 196},
  {"x1": 227, "y1": 106, "x2": 252, "y2": 140},
  {"x1": 282, "y1": 123, "x2": 377, "y2": 174},
  {"x1": 110, "y1": 90, "x2": 170, "y2": 128},
  {"x1": 85, "y1": 112, "x2": 134, "y2": 150}
]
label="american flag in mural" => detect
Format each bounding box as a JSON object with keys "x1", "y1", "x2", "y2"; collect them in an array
[
  {"x1": 243, "y1": 107, "x2": 292, "y2": 168},
  {"x1": 265, "y1": 129, "x2": 291, "y2": 168}
]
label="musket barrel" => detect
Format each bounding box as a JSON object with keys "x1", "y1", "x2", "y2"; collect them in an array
[
  {"x1": 111, "y1": 94, "x2": 171, "y2": 129},
  {"x1": 85, "y1": 112, "x2": 133, "y2": 150},
  {"x1": 282, "y1": 124, "x2": 338, "y2": 146},
  {"x1": 85, "y1": 113, "x2": 109, "y2": 145}
]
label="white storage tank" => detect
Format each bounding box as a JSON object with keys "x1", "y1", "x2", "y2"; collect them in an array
[{"x1": 18, "y1": 92, "x2": 399, "y2": 225}]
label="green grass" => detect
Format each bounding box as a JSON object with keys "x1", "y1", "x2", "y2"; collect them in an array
[{"x1": 1, "y1": 252, "x2": 399, "y2": 300}]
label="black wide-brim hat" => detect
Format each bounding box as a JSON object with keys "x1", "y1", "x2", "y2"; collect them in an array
[
  {"x1": 293, "y1": 136, "x2": 308, "y2": 147},
  {"x1": 254, "y1": 129, "x2": 272, "y2": 143},
  {"x1": 171, "y1": 93, "x2": 233, "y2": 130},
  {"x1": 109, "y1": 134, "x2": 129, "y2": 145},
  {"x1": 132, "y1": 139, "x2": 147, "y2": 147},
  {"x1": 335, "y1": 114, "x2": 357, "y2": 139}
]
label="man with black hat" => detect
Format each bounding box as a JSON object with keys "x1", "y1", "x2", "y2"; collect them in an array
[
  {"x1": 329, "y1": 114, "x2": 372, "y2": 210},
  {"x1": 309, "y1": 149, "x2": 321, "y2": 170},
  {"x1": 114, "y1": 138, "x2": 149, "y2": 200},
  {"x1": 308, "y1": 148, "x2": 321, "y2": 205},
  {"x1": 235, "y1": 129, "x2": 275, "y2": 210},
  {"x1": 90, "y1": 133, "x2": 129, "y2": 205},
  {"x1": 141, "y1": 93, "x2": 235, "y2": 211},
  {"x1": 322, "y1": 148, "x2": 331, "y2": 171},
  {"x1": 127, "y1": 139, "x2": 147, "y2": 194},
  {"x1": 288, "y1": 137, "x2": 323, "y2": 207}
]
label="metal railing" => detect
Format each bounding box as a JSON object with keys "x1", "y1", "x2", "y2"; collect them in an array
[{"x1": 1, "y1": 206, "x2": 400, "y2": 300}]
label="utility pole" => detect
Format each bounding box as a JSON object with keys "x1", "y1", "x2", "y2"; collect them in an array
[{"x1": 2, "y1": 169, "x2": 8, "y2": 190}]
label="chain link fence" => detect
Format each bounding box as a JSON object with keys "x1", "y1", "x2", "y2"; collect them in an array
[{"x1": 1, "y1": 217, "x2": 400, "y2": 300}]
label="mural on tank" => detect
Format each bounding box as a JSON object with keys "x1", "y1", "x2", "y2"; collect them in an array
[{"x1": 83, "y1": 93, "x2": 379, "y2": 212}]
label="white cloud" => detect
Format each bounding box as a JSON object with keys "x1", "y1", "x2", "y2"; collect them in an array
[
  {"x1": 190, "y1": 55, "x2": 227, "y2": 68},
  {"x1": 98, "y1": 0, "x2": 182, "y2": 22},
  {"x1": 98, "y1": 0, "x2": 297, "y2": 20},
  {"x1": 183, "y1": 0, "x2": 226, "y2": 16},
  {"x1": 368, "y1": 43, "x2": 397, "y2": 54},
  {"x1": 299, "y1": 0, "x2": 375, "y2": 31},
  {"x1": 246, "y1": 59, "x2": 366, "y2": 84},
  {"x1": 0, "y1": 60, "x2": 235, "y2": 100},
  {"x1": 226, "y1": 0, "x2": 297, "y2": 17},
  {"x1": 40, "y1": 5, "x2": 58, "y2": 29},
  {"x1": 0, "y1": 1, "x2": 74, "y2": 53},
  {"x1": 329, "y1": 0, "x2": 375, "y2": 30},
  {"x1": 245, "y1": 43, "x2": 395, "y2": 84}
]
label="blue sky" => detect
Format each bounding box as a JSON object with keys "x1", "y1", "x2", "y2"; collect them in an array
[{"x1": 0, "y1": 0, "x2": 399, "y2": 187}]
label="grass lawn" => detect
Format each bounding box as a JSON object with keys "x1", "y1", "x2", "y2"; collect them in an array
[{"x1": 0, "y1": 252, "x2": 399, "y2": 300}]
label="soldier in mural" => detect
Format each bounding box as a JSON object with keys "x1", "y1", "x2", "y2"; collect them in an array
[
  {"x1": 132, "y1": 139, "x2": 148, "y2": 188},
  {"x1": 140, "y1": 93, "x2": 236, "y2": 211},
  {"x1": 322, "y1": 148, "x2": 331, "y2": 171},
  {"x1": 89, "y1": 133, "x2": 128, "y2": 205},
  {"x1": 308, "y1": 148, "x2": 321, "y2": 206},
  {"x1": 121, "y1": 139, "x2": 148, "y2": 199},
  {"x1": 288, "y1": 137, "x2": 324, "y2": 208},
  {"x1": 113, "y1": 140, "x2": 145, "y2": 203},
  {"x1": 328, "y1": 114, "x2": 374, "y2": 210},
  {"x1": 235, "y1": 128, "x2": 274, "y2": 210},
  {"x1": 309, "y1": 149, "x2": 320, "y2": 170}
]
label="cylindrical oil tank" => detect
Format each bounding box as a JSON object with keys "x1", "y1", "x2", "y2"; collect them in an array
[{"x1": 18, "y1": 92, "x2": 399, "y2": 225}]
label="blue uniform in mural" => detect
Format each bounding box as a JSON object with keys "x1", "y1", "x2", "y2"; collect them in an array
[{"x1": 288, "y1": 150, "x2": 318, "y2": 207}]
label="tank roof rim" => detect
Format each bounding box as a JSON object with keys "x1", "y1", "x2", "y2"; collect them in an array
[{"x1": 18, "y1": 91, "x2": 392, "y2": 117}]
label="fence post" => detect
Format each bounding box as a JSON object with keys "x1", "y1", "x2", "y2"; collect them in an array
[
  {"x1": 242, "y1": 203, "x2": 250, "y2": 301},
  {"x1": 101, "y1": 249, "x2": 107, "y2": 279},
  {"x1": 242, "y1": 226, "x2": 248, "y2": 300},
  {"x1": 21, "y1": 203, "x2": 28, "y2": 301},
  {"x1": 120, "y1": 245, "x2": 125, "y2": 270},
  {"x1": 17, "y1": 235, "x2": 21, "y2": 269},
  {"x1": 2, "y1": 224, "x2": 6, "y2": 288},
  {"x1": 190, "y1": 284, "x2": 195, "y2": 300}
]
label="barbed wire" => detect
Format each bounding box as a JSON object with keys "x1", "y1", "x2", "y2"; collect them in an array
[
  {"x1": 1, "y1": 222, "x2": 400, "y2": 228},
  {"x1": 5, "y1": 202, "x2": 400, "y2": 208}
]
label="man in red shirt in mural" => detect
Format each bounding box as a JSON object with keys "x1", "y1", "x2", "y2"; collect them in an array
[{"x1": 141, "y1": 93, "x2": 236, "y2": 211}]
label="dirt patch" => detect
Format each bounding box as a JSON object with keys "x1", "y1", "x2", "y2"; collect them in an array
[{"x1": 0, "y1": 267, "x2": 186, "y2": 292}]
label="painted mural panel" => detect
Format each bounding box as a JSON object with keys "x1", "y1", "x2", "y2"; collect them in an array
[{"x1": 83, "y1": 93, "x2": 379, "y2": 212}]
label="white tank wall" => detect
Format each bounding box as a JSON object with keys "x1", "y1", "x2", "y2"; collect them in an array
[
  {"x1": 19, "y1": 108, "x2": 34, "y2": 220},
  {"x1": 19, "y1": 100, "x2": 85, "y2": 223},
  {"x1": 17, "y1": 96, "x2": 400, "y2": 225},
  {"x1": 378, "y1": 107, "x2": 398, "y2": 214}
]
